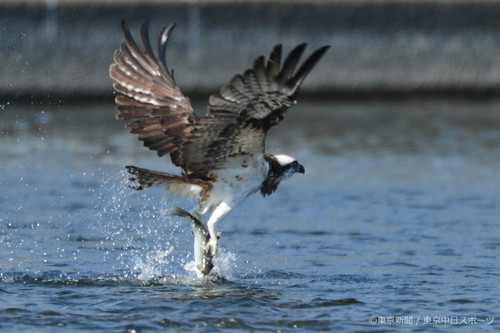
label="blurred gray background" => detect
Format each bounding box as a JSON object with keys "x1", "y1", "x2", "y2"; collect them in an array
[{"x1": 2, "y1": 0, "x2": 500, "y2": 101}]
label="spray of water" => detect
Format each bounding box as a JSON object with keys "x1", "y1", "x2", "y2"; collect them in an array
[{"x1": 94, "y1": 169, "x2": 236, "y2": 284}]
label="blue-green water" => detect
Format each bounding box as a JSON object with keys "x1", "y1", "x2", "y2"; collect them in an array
[{"x1": 1, "y1": 100, "x2": 499, "y2": 332}]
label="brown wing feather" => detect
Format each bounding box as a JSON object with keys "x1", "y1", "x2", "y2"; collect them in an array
[
  {"x1": 109, "y1": 21, "x2": 196, "y2": 160},
  {"x1": 175, "y1": 43, "x2": 330, "y2": 171},
  {"x1": 206, "y1": 43, "x2": 330, "y2": 122},
  {"x1": 110, "y1": 21, "x2": 329, "y2": 174}
]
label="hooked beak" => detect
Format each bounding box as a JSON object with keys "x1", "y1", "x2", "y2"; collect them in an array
[{"x1": 296, "y1": 163, "x2": 305, "y2": 174}]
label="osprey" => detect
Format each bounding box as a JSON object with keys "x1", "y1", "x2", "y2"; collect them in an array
[{"x1": 109, "y1": 21, "x2": 329, "y2": 261}]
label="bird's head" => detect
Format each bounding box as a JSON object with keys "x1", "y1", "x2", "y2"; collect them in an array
[{"x1": 274, "y1": 154, "x2": 305, "y2": 178}]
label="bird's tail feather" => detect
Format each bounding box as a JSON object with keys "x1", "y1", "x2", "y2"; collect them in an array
[{"x1": 125, "y1": 165, "x2": 205, "y2": 199}]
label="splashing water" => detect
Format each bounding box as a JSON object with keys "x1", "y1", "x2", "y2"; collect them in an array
[
  {"x1": 93, "y1": 169, "x2": 237, "y2": 282},
  {"x1": 183, "y1": 247, "x2": 237, "y2": 281},
  {"x1": 130, "y1": 246, "x2": 176, "y2": 281}
]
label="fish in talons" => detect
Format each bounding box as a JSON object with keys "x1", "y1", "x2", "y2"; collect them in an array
[{"x1": 171, "y1": 206, "x2": 220, "y2": 277}]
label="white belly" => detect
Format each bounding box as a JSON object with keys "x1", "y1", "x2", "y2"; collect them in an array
[{"x1": 201, "y1": 156, "x2": 269, "y2": 213}]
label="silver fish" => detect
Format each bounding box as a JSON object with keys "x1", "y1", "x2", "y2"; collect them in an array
[{"x1": 171, "y1": 206, "x2": 215, "y2": 277}]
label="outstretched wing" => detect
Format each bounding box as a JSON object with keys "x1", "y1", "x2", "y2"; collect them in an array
[
  {"x1": 176, "y1": 43, "x2": 330, "y2": 171},
  {"x1": 110, "y1": 21, "x2": 329, "y2": 174},
  {"x1": 109, "y1": 21, "x2": 196, "y2": 159},
  {"x1": 209, "y1": 43, "x2": 330, "y2": 123}
]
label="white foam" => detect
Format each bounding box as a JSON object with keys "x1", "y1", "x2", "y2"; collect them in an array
[{"x1": 131, "y1": 247, "x2": 175, "y2": 281}]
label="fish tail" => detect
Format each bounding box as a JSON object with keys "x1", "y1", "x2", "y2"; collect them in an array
[
  {"x1": 170, "y1": 206, "x2": 192, "y2": 219},
  {"x1": 170, "y1": 206, "x2": 209, "y2": 237}
]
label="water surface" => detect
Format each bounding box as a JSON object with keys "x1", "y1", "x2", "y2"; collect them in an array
[{"x1": 1, "y1": 99, "x2": 499, "y2": 331}]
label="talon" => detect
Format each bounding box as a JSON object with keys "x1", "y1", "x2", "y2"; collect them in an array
[{"x1": 204, "y1": 239, "x2": 218, "y2": 257}]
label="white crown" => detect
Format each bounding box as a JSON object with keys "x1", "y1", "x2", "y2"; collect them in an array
[{"x1": 274, "y1": 154, "x2": 296, "y2": 166}]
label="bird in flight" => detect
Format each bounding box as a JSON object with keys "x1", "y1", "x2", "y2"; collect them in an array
[{"x1": 109, "y1": 21, "x2": 329, "y2": 267}]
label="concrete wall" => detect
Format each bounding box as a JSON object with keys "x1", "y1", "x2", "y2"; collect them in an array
[{"x1": 2, "y1": 1, "x2": 500, "y2": 101}]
